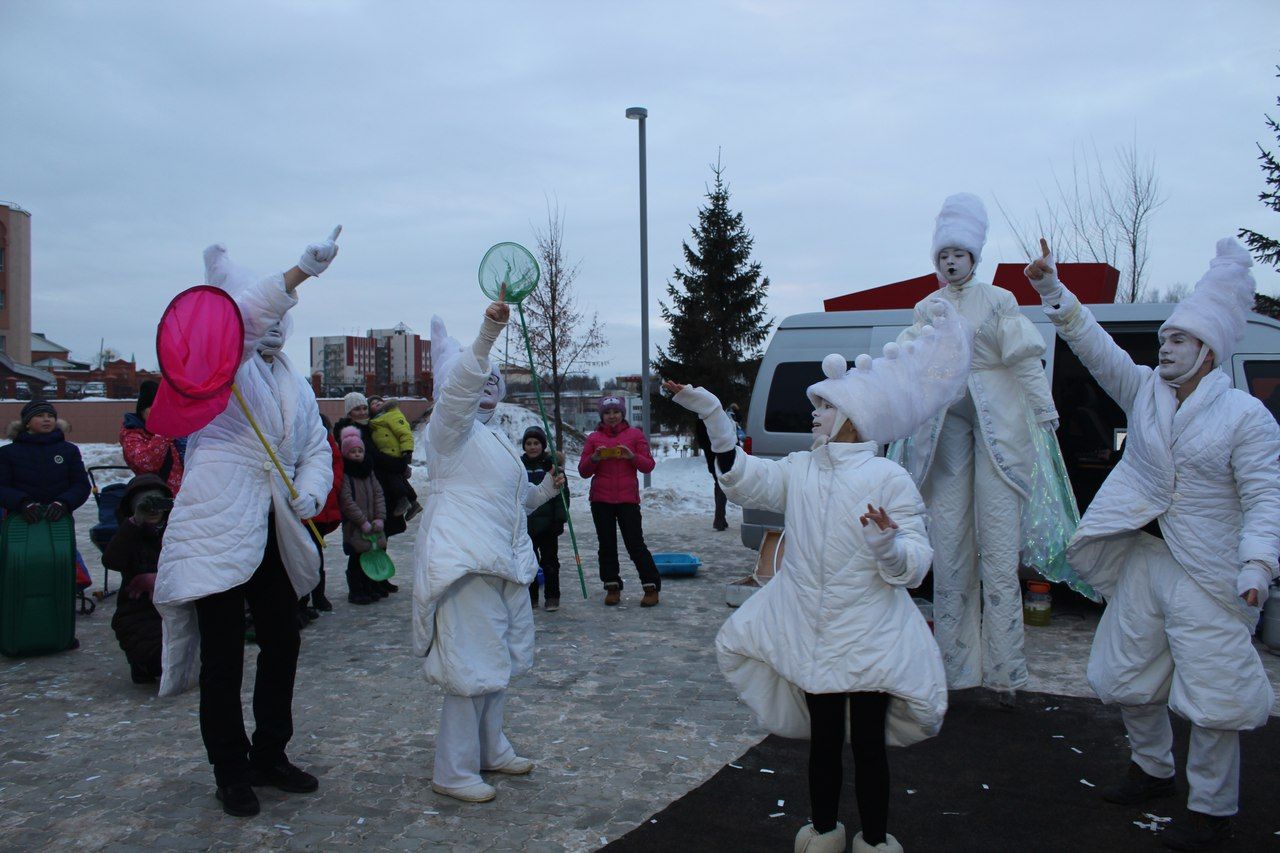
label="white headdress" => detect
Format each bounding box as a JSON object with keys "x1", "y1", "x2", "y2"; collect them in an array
[
  {"x1": 203, "y1": 243, "x2": 294, "y2": 344},
  {"x1": 930, "y1": 193, "x2": 989, "y2": 269},
  {"x1": 807, "y1": 297, "x2": 973, "y2": 445},
  {"x1": 429, "y1": 315, "x2": 506, "y2": 404},
  {"x1": 1160, "y1": 237, "x2": 1256, "y2": 368}
]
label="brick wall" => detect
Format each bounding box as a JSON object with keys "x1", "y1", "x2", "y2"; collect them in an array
[{"x1": 0, "y1": 398, "x2": 434, "y2": 444}]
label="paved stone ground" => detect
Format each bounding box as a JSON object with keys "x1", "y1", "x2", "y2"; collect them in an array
[{"x1": 3, "y1": 498, "x2": 1279, "y2": 851}]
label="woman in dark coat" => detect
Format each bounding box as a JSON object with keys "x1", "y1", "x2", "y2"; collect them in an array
[{"x1": 103, "y1": 474, "x2": 172, "y2": 684}]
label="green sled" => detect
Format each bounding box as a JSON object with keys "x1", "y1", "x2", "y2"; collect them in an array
[
  {"x1": 0, "y1": 515, "x2": 76, "y2": 657},
  {"x1": 360, "y1": 534, "x2": 396, "y2": 581}
]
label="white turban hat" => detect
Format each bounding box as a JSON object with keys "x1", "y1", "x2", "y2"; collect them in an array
[
  {"x1": 203, "y1": 243, "x2": 294, "y2": 344},
  {"x1": 429, "y1": 315, "x2": 505, "y2": 401},
  {"x1": 807, "y1": 296, "x2": 974, "y2": 445},
  {"x1": 931, "y1": 192, "x2": 989, "y2": 269},
  {"x1": 1160, "y1": 238, "x2": 1256, "y2": 368}
]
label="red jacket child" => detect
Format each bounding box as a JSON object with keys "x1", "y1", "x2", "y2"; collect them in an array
[{"x1": 578, "y1": 415, "x2": 655, "y2": 505}]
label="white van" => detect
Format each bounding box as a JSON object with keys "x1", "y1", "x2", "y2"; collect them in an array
[{"x1": 739, "y1": 303, "x2": 1280, "y2": 550}]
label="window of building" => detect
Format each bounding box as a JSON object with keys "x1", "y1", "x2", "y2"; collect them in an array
[{"x1": 0, "y1": 247, "x2": 5, "y2": 271}]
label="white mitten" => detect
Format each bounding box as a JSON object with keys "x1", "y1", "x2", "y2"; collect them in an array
[
  {"x1": 290, "y1": 491, "x2": 320, "y2": 520},
  {"x1": 298, "y1": 225, "x2": 342, "y2": 276},
  {"x1": 472, "y1": 314, "x2": 507, "y2": 361},
  {"x1": 1024, "y1": 251, "x2": 1065, "y2": 305},
  {"x1": 1237, "y1": 562, "x2": 1271, "y2": 609},
  {"x1": 860, "y1": 521, "x2": 906, "y2": 577},
  {"x1": 672, "y1": 385, "x2": 737, "y2": 452}
]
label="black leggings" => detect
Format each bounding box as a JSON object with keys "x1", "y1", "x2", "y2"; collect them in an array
[{"x1": 805, "y1": 691, "x2": 890, "y2": 843}]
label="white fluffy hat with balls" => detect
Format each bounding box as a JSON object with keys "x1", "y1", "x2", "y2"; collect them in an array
[
  {"x1": 930, "y1": 192, "x2": 989, "y2": 269},
  {"x1": 1160, "y1": 237, "x2": 1256, "y2": 368},
  {"x1": 807, "y1": 297, "x2": 974, "y2": 445}
]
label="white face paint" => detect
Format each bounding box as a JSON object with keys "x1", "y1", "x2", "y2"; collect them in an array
[
  {"x1": 1157, "y1": 328, "x2": 1205, "y2": 381},
  {"x1": 258, "y1": 323, "x2": 285, "y2": 359},
  {"x1": 811, "y1": 400, "x2": 837, "y2": 438},
  {"x1": 478, "y1": 371, "x2": 503, "y2": 421},
  {"x1": 936, "y1": 247, "x2": 974, "y2": 286}
]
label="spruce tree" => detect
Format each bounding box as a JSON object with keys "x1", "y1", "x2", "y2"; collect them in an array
[
  {"x1": 1239, "y1": 65, "x2": 1280, "y2": 286},
  {"x1": 653, "y1": 157, "x2": 772, "y2": 431}
]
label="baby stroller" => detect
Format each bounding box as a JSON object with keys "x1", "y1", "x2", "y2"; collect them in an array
[{"x1": 87, "y1": 466, "x2": 133, "y2": 603}]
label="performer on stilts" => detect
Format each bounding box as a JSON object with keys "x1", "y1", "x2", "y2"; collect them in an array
[
  {"x1": 665, "y1": 296, "x2": 972, "y2": 853},
  {"x1": 1025, "y1": 237, "x2": 1280, "y2": 851},
  {"x1": 412, "y1": 297, "x2": 565, "y2": 804},
  {"x1": 890, "y1": 193, "x2": 1070, "y2": 705}
]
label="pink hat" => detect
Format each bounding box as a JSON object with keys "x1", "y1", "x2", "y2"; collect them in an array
[
  {"x1": 339, "y1": 426, "x2": 364, "y2": 457},
  {"x1": 598, "y1": 395, "x2": 625, "y2": 415}
]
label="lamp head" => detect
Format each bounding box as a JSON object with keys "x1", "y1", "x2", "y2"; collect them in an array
[{"x1": 625, "y1": 107, "x2": 648, "y2": 120}]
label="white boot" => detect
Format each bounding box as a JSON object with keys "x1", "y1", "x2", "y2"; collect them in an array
[
  {"x1": 795, "y1": 822, "x2": 846, "y2": 853},
  {"x1": 482, "y1": 755, "x2": 534, "y2": 775},
  {"x1": 430, "y1": 780, "x2": 496, "y2": 803},
  {"x1": 852, "y1": 830, "x2": 903, "y2": 852}
]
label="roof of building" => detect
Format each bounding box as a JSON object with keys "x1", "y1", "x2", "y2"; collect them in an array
[
  {"x1": 30, "y1": 332, "x2": 72, "y2": 355},
  {"x1": 0, "y1": 351, "x2": 55, "y2": 384}
]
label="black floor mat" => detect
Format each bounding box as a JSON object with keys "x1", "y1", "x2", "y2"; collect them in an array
[{"x1": 605, "y1": 690, "x2": 1279, "y2": 852}]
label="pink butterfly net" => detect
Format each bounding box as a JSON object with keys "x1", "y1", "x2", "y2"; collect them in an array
[{"x1": 147, "y1": 286, "x2": 244, "y2": 438}]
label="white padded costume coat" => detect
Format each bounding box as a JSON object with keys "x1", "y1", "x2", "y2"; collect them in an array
[
  {"x1": 714, "y1": 441, "x2": 948, "y2": 746},
  {"x1": 1046, "y1": 293, "x2": 1280, "y2": 727},
  {"x1": 410, "y1": 349, "x2": 558, "y2": 696},
  {"x1": 154, "y1": 270, "x2": 332, "y2": 697}
]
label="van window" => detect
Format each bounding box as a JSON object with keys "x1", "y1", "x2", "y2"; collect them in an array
[
  {"x1": 764, "y1": 361, "x2": 827, "y2": 433},
  {"x1": 1242, "y1": 360, "x2": 1280, "y2": 423}
]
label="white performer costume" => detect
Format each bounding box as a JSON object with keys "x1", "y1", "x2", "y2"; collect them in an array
[
  {"x1": 892, "y1": 193, "x2": 1060, "y2": 694},
  {"x1": 411, "y1": 310, "x2": 561, "y2": 803},
  {"x1": 1029, "y1": 238, "x2": 1279, "y2": 824},
  {"x1": 155, "y1": 244, "x2": 334, "y2": 697},
  {"x1": 673, "y1": 298, "x2": 972, "y2": 853}
]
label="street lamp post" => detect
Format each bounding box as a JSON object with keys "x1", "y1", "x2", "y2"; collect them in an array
[{"x1": 626, "y1": 106, "x2": 651, "y2": 488}]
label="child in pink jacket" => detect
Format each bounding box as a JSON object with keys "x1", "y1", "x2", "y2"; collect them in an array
[{"x1": 577, "y1": 396, "x2": 661, "y2": 607}]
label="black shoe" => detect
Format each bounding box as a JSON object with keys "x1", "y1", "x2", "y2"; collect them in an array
[
  {"x1": 713, "y1": 519, "x2": 728, "y2": 531},
  {"x1": 312, "y1": 592, "x2": 333, "y2": 612},
  {"x1": 216, "y1": 782, "x2": 260, "y2": 817},
  {"x1": 379, "y1": 580, "x2": 398, "y2": 594},
  {"x1": 250, "y1": 761, "x2": 319, "y2": 794},
  {"x1": 1161, "y1": 811, "x2": 1232, "y2": 851},
  {"x1": 303, "y1": 605, "x2": 319, "y2": 621},
  {"x1": 1100, "y1": 762, "x2": 1177, "y2": 805},
  {"x1": 67, "y1": 638, "x2": 81, "y2": 651},
  {"x1": 405, "y1": 502, "x2": 423, "y2": 522},
  {"x1": 130, "y1": 662, "x2": 157, "y2": 684}
]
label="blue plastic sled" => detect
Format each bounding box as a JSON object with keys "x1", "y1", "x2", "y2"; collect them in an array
[{"x1": 653, "y1": 553, "x2": 700, "y2": 578}]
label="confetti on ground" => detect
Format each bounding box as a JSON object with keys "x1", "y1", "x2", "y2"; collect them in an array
[
  {"x1": 649, "y1": 820, "x2": 657, "y2": 824},
  {"x1": 1070, "y1": 747, "x2": 1083, "y2": 754},
  {"x1": 728, "y1": 763, "x2": 743, "y2": 769},
  {"x1": 423, "y1": 811, "x2": 439, "y2": 816},
  {"x1": 769, "y1": 812, "x2": 785, "y2": 819},
  {"x1": 906, "y1": 789, "x2": 916, "y2": 795},
  {"x1": 654, "y1": 749, "x2": 669, "y2": 754},
  {"x1": 84, "y1": 775, "x2": 100, "y2": 782},
  {"x1": 777, "y1": 800, "x2": 785, "y2": 807},
  {"x1": 677, "y1": 755, "x2": 689, "y2": 761},
  {"x1": 981, "y1": 784, "x2": 989, "y2": 790},
  {"x1": 356, "y1": 818, "x2": 365, "y2": 825},
  {"x1": 599, "y1": 837, "x2": 607, "y2": 846},
  {"x1": 578, "y1": 747, "x2": 590, "y2": 752},
  {"x1": 943, "y1": 811, "x2": 961, "y2": 815},
  {"x1": 273, "y1": 825, "x2": 291, "y2": 831},
  {"x1": 1143, "y1": 814, "x2": 1171, "y2": 824},
  {"x1": 1133, "y1": 819, "x2": 1162, "y2": 832},
  {"x1": 1080, "y1": 779, "x2": 1095, "y2": 788},
  {"x1": 760, "y1": 769, "x2": 775, "y2": 774},
  {"x1": 1051, "y1": 735, "x2": 1065, "y2": 739}
]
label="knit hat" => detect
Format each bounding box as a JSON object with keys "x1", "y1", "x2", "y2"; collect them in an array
[
  {"x1": 598, "y1": 395, "x2": 625, "y2": 415},
  {"x1": 1160, "y1": 238, "x2": 1256, "y2": 368},
  {"x1": 20, "y1": 399, "x2": 57, "y2": 427},
  {"x1": 522, "y1": 425, "x2": 548, "y2": 450},
  {"x1": 339, "y1": 426, "x2": 364, "y2": 457},
  {"x1": 136, "y1": 380, "x2": 159, "y2": 417},
  {"x1": 807, "y1": 297, "x2": 973, "y2": 445},
  {"x1": 343, "y1": 392, "x2": 368, "y2": 414},
  {"x1": 931, "y1": 193, "x2": 989, "y2": 269}
]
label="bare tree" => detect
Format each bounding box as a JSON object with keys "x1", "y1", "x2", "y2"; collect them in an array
[
  {"x1": 998, "y1": 139, "x2": 1165, "y2": 302},
  {"x1": 1152, "y1": 281, "x2": 1191, "y2": 303},
  {"x1": 95, "y1": 346, "x2": 121, "y2": 369},
  {"x1": 522, "y1": 201, "x2": 606, "y2": 451}
]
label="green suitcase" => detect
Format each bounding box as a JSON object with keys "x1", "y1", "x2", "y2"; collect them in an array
[{"x1": 0, "y1": 514, "x2": 76, "y2": 657}]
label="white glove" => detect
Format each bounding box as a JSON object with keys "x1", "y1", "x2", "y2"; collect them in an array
[
  {"x1": 298, "y1": 225, "x2": 342, "y2": 276},
  {"x1": 290, "y1": 491, "x2": 320, "y2": 520},
  {"x1": 1237, "y1": 561, "x2": 1272, "y2": 609},
  {"x1": 672, "y1": 385, "x2": 738, "y2": 453},
  {"x1": 1024, "y1": 251, "x2": 1065, "y2": 306},
  {"x1": 861, "y1": 520, "x2": 906, "y2": 577}
]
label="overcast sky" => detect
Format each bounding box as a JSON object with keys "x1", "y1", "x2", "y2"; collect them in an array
[{"x1": 3, "y1": 1, "x2": 1278, "y2": 380}]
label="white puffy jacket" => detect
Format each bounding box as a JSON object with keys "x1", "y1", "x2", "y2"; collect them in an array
[
  {"x1": 411, "y1": 348, "x2": 558, "y2": 694},
  {"x1": 715, "y1": 441, "x2": 947, "y2": 746},
  {"x1": 1044, "y1": 292, "x2": 1280, "y2": 619},
  {"x1": 154, "y1": 273, "x2": 332, "y2": 697}
]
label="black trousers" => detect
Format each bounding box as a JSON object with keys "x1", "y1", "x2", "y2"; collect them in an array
[
  {"x1": 591, "y1": 501, "x2": 661, "y2": 591},
  {"x1": 345, "y1": 553, "x2": 375, "y2": 598},
  {"x1": 194, "y1": 515, "x2": 301, "y2": 786},
  {"x1": 805, "y1": 691, "x2": 890, "y2": 843},
  {"x1": 528, "y1": 529, "x2": 562, "y2": 601}
]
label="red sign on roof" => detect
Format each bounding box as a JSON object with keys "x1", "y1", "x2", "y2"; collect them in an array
[{"x1": 823, "y1": 263, "x2": 1120, "y2": 312}]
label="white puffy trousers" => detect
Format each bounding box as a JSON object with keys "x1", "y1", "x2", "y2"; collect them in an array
[
  {"x1": 926, "y1": 394, "x2": 1027, "y2": 691},
  {"x1": 433, "y1": 690, "x2": 516, "y2": 789},
  {"x1": 1089, "y1": 535, "x2": 1271, "y2": 817}
]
